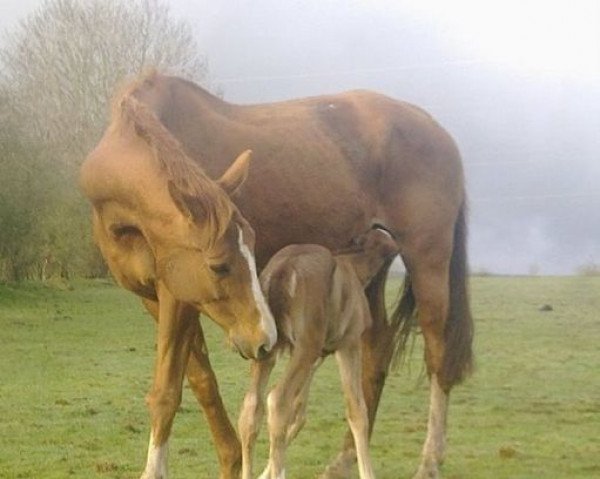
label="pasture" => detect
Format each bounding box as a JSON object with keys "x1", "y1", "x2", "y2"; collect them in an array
[{"x1": 0, "y1": 276, "x2": 598, "y2": 478}]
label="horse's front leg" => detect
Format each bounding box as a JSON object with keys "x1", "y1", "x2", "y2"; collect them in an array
[
  {"x1": 185, "y1": 321, "x2": 245, "y2": 479},
  {"x1": 141, "y1": 283, "x2": 196, "y2": 479}
]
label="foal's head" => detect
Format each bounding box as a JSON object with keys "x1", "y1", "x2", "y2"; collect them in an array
[{"x1": 343, "y1": 226, "x2": 399, "y2": 285}]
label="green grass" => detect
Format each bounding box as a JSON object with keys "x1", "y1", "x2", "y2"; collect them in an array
[{"x1": 0, "y1": 276, "x2": 598, "y2": 478}]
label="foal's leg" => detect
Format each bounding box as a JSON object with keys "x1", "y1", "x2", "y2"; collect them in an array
[
  {"x1": 238, "y1": 356, "x2": 276, "y2": 479},
  {"x1": 262, "y1": 349, "x2": 319, "y2": 479},
  {"x1": 140, "y1": 283, "x2": 196, "y2": 479},
  {"x1": 142, "y1": 299, "x2": 241, "y2": 479},
  {"x1": 335, "y1": 341, "x2": 375, "y2": 479},
  {"x1": 320, "y1": 266, "x2": 393, "y2": 479},
  {"x1": 285, "y1": 358, "x2": 321, "y2": 445}
]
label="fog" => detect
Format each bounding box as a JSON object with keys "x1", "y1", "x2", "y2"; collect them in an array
[{"x1": 3, "y1": 0, "x2": 599, "y2": 274}]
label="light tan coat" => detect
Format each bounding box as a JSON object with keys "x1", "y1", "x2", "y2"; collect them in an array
[{"x1": 239, "y1": 228, "x2": 398, "y2": 479}]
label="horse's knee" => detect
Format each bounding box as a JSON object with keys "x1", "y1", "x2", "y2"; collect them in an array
[
  {"x1": 146, "y1": 387, "x2": 181, "y2": 416},
  {"x1": 187, "y1": 366, "x2": 219, "y2": 404},
  {"x1": 145, "y1": 386, "x2": 182, "y2": 445}
]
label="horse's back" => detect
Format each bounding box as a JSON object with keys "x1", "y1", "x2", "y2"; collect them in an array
[{"x1": 135, "y1": 74, "x2": 465, "y2": 262}]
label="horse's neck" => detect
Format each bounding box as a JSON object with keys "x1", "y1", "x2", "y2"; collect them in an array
[
  {"x1": 180, "y1": 80, "x2": 228, "y2": 112},
  {"x1": 173, "y1": 80, "x2": 229, "y2": 121},
  {"x1": 152, "y1": 80, "x2": 248, "y2": 174}
]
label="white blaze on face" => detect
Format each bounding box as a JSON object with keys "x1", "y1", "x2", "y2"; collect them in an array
[
  {"x1": 142, "y1": 432, "x2": 168, "y2": 479},
  {"x1": 237, "y1": 228, "x2": 277, "y2": 349}
]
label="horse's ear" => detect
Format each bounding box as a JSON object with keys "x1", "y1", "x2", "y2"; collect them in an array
[
  {"x1": 218, "y1": 149, "x2": 252, "y2": 196},
  {"x1": 168, "y1": 181, "x2": 208, "y2": 222}
]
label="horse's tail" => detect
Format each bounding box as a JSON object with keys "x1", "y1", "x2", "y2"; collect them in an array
[{"x1": 391, "y1": 200, "x2": 474, "y2": 386}]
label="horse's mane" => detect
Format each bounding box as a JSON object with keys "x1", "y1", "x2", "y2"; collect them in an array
[{"x1": 111, "y1": 72, "x2": 233, "y2": 247}]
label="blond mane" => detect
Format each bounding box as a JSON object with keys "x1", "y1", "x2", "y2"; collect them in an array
[{"x1": 111, "y1": 74, "x2": 233, "y2": 247}]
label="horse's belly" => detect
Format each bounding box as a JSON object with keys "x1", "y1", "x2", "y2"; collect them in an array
[{"x1": 240, "y1": 183, "x2": 378, "y2": 268}]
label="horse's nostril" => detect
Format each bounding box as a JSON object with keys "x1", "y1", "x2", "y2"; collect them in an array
[{"x1": 256, "y1": 344, "x2": 269, "y2": 360}]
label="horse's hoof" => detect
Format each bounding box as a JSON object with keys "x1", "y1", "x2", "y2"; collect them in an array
[{"x1": 219, "y1": 462, "x2": 242, "y2": 479}]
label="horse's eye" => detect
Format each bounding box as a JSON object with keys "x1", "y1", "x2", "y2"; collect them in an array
[{"x1": 210, "y1": 263, "x2": 231, "y2": 276}]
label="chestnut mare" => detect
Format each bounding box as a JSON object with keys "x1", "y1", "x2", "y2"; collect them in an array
[
  {"x1": 238, "y1": 227, "x2": 399, "y2": 479},
  {"x1": 86, "y1": 71, "x2": 473, "y2": 479},
  {"x1": 80, "y1": 95, "x2": 277, "y2": 479}
]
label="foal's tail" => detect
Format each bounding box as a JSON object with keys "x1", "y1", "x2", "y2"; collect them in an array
[{"x1": 391, "y1": 201, "x2": 474, "y2": 387}]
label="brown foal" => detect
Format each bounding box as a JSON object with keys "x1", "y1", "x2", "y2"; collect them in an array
[{"x1": 238, "y1": 227, "x2": 399, "y2": 479}]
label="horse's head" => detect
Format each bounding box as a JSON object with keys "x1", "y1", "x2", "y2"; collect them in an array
[
  {"x1": 156, "y1": 150, "x2": 277, "y2": 359},
  {"x1": 107, "y1": 95, "x2": 276, "y2": 359}
]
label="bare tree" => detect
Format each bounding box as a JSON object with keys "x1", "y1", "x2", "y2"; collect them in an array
[
  {"x1": 0, "y1": 0, "x2": 209, "y2": 164},
  {"x1": 0, "y1": 0, "x2": 211, "y2": 280}
]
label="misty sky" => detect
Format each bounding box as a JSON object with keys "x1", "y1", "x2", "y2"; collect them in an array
[{"x1": 1, "y1": 0, "x2": 599, "y2": 274}]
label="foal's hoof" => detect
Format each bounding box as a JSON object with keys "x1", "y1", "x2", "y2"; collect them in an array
[
  {"x1": 318, "y1": 466, "x2": 350, "y2": 479},
  {"x1": 318, "y1": 450, "x2": 355, "y2": 479},
  {"x1": 412, "y1": 460, "x2": 440, "y2": 479},
  {"x1": 140, "y1": 472, "x2": 165, "y2": 479}
]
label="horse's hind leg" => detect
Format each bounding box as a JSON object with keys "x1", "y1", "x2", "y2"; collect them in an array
[
  {"x1": 335, "y1": 340, "x2": 375, "y2": 479},
  {"x1": 238, "y1": 356, "x2": 276, "y2": 479},
  {"x1": 405, "y1": 231, "x2": 454, "y2": 479}
]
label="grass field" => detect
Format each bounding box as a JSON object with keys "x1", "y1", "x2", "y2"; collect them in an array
[{"x1": 0, "y1": 276, "x2": 598, "y2": 478}]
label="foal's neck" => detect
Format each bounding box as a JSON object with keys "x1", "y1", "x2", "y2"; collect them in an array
[{"x1": 336, "y1": 251, "x2": 383, "y2": 287}]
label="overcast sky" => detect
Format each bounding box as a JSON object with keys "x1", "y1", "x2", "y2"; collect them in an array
[{"x1": 2, "y1": 0, "x2": 599, "y2": 274}]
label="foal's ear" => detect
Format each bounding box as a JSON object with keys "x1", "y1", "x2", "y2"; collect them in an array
[
  {"x1": 371, "y1": 227, "x2": 399, "y2": 258},
  {"x1": 218, "y1": 150, "x2": 252, "y2": 196},
  {"x1": 379, "y1": 235, "x2": 399, "y2": 258}
]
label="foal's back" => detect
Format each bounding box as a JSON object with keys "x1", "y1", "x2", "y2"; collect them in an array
[
  {"x1": 260, "y1": 242, "x2": 376, "y2": 355},
  {"x1": 261, "y1": 245, "x2": 337, "y2": 353}
]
